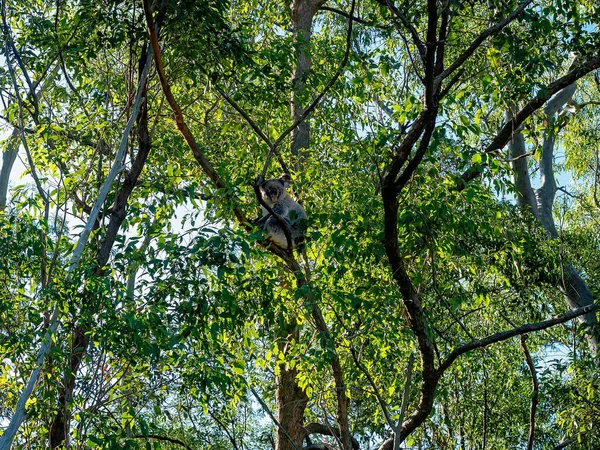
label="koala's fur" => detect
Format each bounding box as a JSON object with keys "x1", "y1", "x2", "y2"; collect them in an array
[{"x1": 256, "y1": 174, "x2": 307, "y2": 249}]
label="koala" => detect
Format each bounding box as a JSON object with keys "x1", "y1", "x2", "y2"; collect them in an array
[{"x1": 255, "y1": 174, "x2": 307, "y2": 249}]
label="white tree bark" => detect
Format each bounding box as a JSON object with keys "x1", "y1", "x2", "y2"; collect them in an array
[
  {"x1": 0, "y1": 129, "x2": 20, "y2": 210},
  {"x1": 0, "y1": 48, "x2": 153, "y2": 450},
  {"x1": 509, "y1": 80, "x2": 598, "y2": 355}
]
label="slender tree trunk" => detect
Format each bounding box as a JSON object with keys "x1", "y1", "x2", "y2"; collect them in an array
[
  {"x1": 0, "y1": 129, "x2": 19, "y2": 210},
  {"x1": 49, "y1": 48, "x2": 152, "y2": 448},
  {"x1": 509, "y1": 82, "x2": 599, "y2": 355},
  {"x1": 274, "y1": 2, "x2": 322, "y2": 449}
]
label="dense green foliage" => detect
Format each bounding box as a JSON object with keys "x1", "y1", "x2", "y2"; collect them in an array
[{"x1": 1, "y1": 0, "x2": 600, "y2": 449}]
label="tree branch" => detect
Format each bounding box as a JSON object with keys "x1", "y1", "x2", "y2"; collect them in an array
[
  {"x1": 303, "y1": 423, "x2": 359, "y2": 450},
  {"x1": 133, "y1": 434, "x2": 193, "y2": 450},
  {"x1": 506, "y1": 111, "x2": 538, "y2": 213},
  {"x1": 438, "y1": 305, "x2": 595, "y2": 374},
  {"x1": 457, "y1": 55, "x2": 600, "y2": 190},
  {"x1": 251, "y1": 387, "x2": 301, "y2": 450},
  {"x1": 552, "y1": 432, "x2": 587, "y2": 450},
  {"x1": 393, "y1": 353, "x2": 414, "y2": 450},
  {"x1": 380, "y1": 0, "x2": 426, "y2": 61},
  {"x1": 436, "y1": 0, "x2": 534, "y2": 84},
  {"x1": 350, "y1": 347, "x2": 394, "y2": 430},
  {"x1": 319, "y1": 6, "x2": 386, "y2": 28},
  {"x1": 521, "y1": 335, "x2": 538, "y2": 450}
]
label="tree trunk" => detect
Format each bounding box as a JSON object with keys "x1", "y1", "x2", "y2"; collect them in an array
[
  {"x1": 509, "y1": 82, "x2": 598, "y2": 355},
  {"x1": 49, "y1": 48, "x2": 152, "y2": 448},
  {"x1": 275, "y1": 324, "x2": 308, "y2": 450},
  {"x1": 273, "y1": 2, "x2": 323, "y2": 449},
  {"x1": 290, "y1": 0, "x2": 324, "y2": 158},
  {"x1": 0, "y1": 129, "x2": 19, "y2": 210}
]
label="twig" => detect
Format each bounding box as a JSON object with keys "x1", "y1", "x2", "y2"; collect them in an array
[
  {"x1": 133, "y1": 435, "x2": 192, "y2": 450},
  {"x1": 1, "y1": 1, "x2": 48, "y2": 205},
  {"x1": 350, "y1": 347, "x2": 393, "y2": 429},
  {"x1": 437, "y1": 0, "x2": 533, "y2": 83},
  {"x1": 250, "y1": 387, "x2": 301, "y2": 450},
  {"x1": 393, "y1": 353, "x2": 414, "y2": 450},
  {"x1": 521, "y1": 336, "x2": 538, "y2": 450}
]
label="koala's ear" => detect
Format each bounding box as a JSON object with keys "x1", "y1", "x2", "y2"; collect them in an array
[{"x1": 279, "y1": 174, "x2": 292, "y2": 188}]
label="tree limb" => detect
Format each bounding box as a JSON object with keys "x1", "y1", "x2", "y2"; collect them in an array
[
  {"x1": 251, "y1": 387, "x2": 301, "y2": 450},
  {"x1": 438, "y1": 305, "x2": 595, "y2": 374},
  {"x1": 303, "y1": 423, "x2": 359, "y2": 450},
  {"x1": 457, "y1": 55, "x2": 600, "y2": 190},
  {"x1": 521, "y1": 335, "x2": 538, "y2": 450},
  {"x1": 133, "y1": 434, "x2": 193, "y2": 450},
  {"x1": 436, "y1": 0, "x2": 534, "y2": 84}
]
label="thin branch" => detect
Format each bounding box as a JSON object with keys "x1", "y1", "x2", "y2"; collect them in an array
[
  {"x1": 381, "y1": 0, "x2": 426, "y2": 61},
  {"x1": 251, "y1": 387, "x2": 301, "y2": 450},
  {"x1": 133, "y1": 434, "x2": 193, "y2": 450},
  {"x1": 303, "y1": 423, "x2": 359, "y2": 450},
  {"x1": 214, "y1": 87, "x2": 290, "y2": 175},
  {"x1": 393, "y1": 353, "x2": 414, "y2": 450},
  {"x1": 437, "y1": 0, "x2": 534, "y2": 83},
  {"x1": 552, "y1": 432, "x2": 587, "y2": 450},
  {"x1": 1, "y1": 2, "x2": 48, "y2": 205},
  {"x1": 521, "y1": 335, "x2": 538, "y2": 450},
  {"x1": 438, "y1": 305, "x2": 595, "y2": 374},
  {"x1": 208, "y1": 410, "x2": 242, "y2": 450},
  {"x1": 350, "y1": 347, "x2": 394, "y2": 429},
  {"x1": 269, "y1": 0, "x2": 356, "y2": 155},
  {"x1": 214, "y1": 86, "x2": 272, "y2": 148},
  {"x1": 142, "y1": 0, "x2": 256, "y2": 230},
  {"x1": 319, "y1": 5, "x2": 389, "y2": 29}
]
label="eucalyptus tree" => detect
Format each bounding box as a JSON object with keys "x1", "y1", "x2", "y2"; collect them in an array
[{"x1": 1, "y1": 0, "x2": 600, "y2": 449}]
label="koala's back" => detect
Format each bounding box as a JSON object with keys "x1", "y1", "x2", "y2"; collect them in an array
[
  {"x1": 264, "y1": 195, "x2": 306, "y2": 248},
  {"x1": 257, "y1": 174, "x2": 307, "y2": 249}
]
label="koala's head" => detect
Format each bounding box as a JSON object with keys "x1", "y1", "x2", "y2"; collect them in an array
[{"x1": 259, "y1": 174, "x2": 292, "y2": 205}]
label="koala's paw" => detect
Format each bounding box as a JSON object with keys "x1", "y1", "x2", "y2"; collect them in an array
[{"x1": 253, "y1": 174, "x2": 265, "y2": 187}]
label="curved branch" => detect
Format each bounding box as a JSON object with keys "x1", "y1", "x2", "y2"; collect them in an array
[
  {"x1": 304, "y1": 423, "x2": 360, "y2": 450},
  {"x1": 271, "y1": 0, "x2": 356, "y2": 154},
  {"x1": 438, "y1": 305, "x2": 595, "y2": 374},
  {"x1": 458, "y1": 55, "x2": 600, "y2": 190},
  {"x1": 437, "y1": 0, "x2": 534, "y2": 84},
  {"x1": 133, "y1": 434, "x2": 193, "y2": 450},
  {"x1": 378, "y1": 0, "x2": 426, "y2": 61}
]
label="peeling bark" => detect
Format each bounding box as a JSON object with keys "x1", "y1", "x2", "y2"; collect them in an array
[{"x1": 509, "y1": 80, "x2": 599, "y2": 355}]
